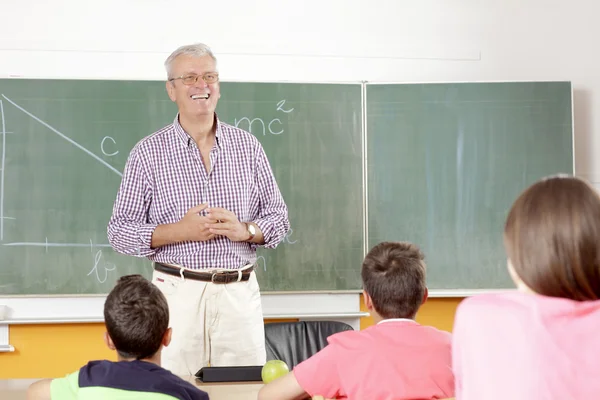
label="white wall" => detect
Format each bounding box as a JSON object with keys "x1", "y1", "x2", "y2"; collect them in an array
[{"x1": 1, "y1": 0, "x2": 596, "y2": 178}]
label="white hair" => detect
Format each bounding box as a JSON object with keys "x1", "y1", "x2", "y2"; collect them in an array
[{"x1": 164, "y1": 43, "x2": 217, "y2": 79}]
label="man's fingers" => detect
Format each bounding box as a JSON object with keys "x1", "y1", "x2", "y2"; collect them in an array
[
  {"x1": 208, "y1": 227, "x2": 228, "y2": 234},
  {"x1": 187, "y1": 204, "x2": 209, "y2": 215},
  {"x1": 207, "y1": 224, "x2": 236, "y2": 234},
  {"x1": 207, "y1": 211, "x2": 227, "y2": 221},
  {"x1": 207, "y1": 208, "x2": 235, "y2": 222},
  {"x1": 198, "y1": 215, "x2": 219, "y2": 224},
  {"x1": 207, "y1": 214, "x2": 231, "y2": 224},
  {"x1": 205, "y1": 221, "x2": 236, "y2": 230},
  {"x1": 207, "y1": 207, "x2": 228, "y2": 213}
]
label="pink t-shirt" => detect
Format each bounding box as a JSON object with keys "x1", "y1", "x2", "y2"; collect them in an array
[
  {"x1": 293, "y1": 319, "x2": 454, "y2": 400},
  {"x1": 453, "y1": 291, "x2": 600, "y2": 399}
]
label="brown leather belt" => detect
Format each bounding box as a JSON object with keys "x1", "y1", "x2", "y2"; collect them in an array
[{"x1": 153, "y1": 262, "x2": 253, "y2": 284}]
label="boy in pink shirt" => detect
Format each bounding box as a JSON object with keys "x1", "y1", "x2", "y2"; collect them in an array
[
  {"x1": 453, "y1": 175, "x2": 600, "y2": 399},
  {"x1": 258, "y1": 242, "x2": 455, "y2": 400}
]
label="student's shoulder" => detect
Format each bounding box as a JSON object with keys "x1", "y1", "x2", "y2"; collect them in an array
[
  {"x1": 79, "y1": 360, "x2": 208, "y2": 400},
  {"x1": 50, "y1": 369, "x2": 80, "y2": 398},
  {"x1": 417, "y1": 323, "x2": 453, "y2": 343},
  {"x1": 325, "y1": 326, "x2": 379, "y2": 350},
  {"x1": 154, "y1": 365, "x2": 209, "y2": 400},
  {"x1": 456, "y1": 291, "x2": 529, "y2": 322}
]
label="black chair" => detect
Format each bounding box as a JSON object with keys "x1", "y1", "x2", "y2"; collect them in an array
[{"x1": 264, "y1": 320, "x2": 354, "y2": 369}]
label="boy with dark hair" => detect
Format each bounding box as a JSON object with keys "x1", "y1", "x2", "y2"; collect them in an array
[
  {"x1": 258, "y1": 242, "x2": 455, "y2": 400},
  {"x1": 27, "y1": 275, "x2": 209, "y2": 400}
]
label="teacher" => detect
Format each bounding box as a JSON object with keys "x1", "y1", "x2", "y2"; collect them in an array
[{"x1": 107, "y1": 42, "x2": 290, "y2": 375}]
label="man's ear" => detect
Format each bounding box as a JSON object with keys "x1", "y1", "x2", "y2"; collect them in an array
[
  {"x1": 363, "y1": 290, "x2": 375, "y2": 312},
  {"x1": 104, "y1": 331, "x2": 116, "y2": 351},
  {"x1": 165, "y1": 81, "x2": 176, "y2": 102},
  {"x1": 422, "y1": 287, "x2": 429, "y2": 305},
  {"x1": 162, "y1": 328, "x2": 172, "y2": 348}
]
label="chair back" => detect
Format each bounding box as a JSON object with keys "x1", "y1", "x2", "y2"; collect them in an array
[{"x1": 264, "y1": 320, "x2": 354, "y2": 369}]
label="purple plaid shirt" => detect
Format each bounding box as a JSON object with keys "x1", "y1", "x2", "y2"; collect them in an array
[{"x1": 107, "y1": 115, "x2": 289, "y2": 270}]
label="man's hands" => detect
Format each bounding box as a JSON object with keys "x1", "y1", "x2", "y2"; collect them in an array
[
  {"x1": 205, "y1": 207, "x2": 250, "y2": 242},
  {"x1": 151, "y1": 204, "x2": 256, "y2": 249},
  {"x1": 176, "y1": 204, "x2": 219, "y2": 242}
]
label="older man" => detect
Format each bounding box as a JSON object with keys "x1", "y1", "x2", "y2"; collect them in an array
[{"x1": 108, "y1": 43, "x2": 289, "y2": 375}]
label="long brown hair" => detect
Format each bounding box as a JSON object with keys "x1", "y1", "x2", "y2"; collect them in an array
[{"x1": 504, "y1": 175, "x2": 600, "y2": 301}]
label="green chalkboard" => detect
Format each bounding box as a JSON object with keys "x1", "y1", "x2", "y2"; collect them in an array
[
  {"x1": 0, "y1": 79, "x2": 575, "y2": 294},
  {"x1": 367, "y1": 82, "x2": 573, "y2": 290},
  {"x1": 0, "y1": 80, "x2": 363, "y2": 294}
]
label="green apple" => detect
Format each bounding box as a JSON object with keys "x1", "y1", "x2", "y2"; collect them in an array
[{"x1": 261, "y1": 359, "x2": 290, "y2": 383}]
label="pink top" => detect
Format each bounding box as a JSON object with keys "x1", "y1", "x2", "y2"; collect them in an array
[
  {"x1": 453, "y1": 291, "x2": 600, "y2": 399},
  {"x1": 293, "y1": 319, "x2": 454, "y2": 400}
]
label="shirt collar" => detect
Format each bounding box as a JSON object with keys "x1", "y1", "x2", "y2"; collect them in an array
[
  {"x1": 172, "y1": 113, "x2": 225, "y2": 149},
  {"x1": 377, "y1": 318, "x2": 417, "y2": 325}
]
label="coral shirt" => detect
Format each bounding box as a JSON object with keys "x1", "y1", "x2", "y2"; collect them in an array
[{"x1": 293, "y1": 319, "x2": 454, "y2": 400}]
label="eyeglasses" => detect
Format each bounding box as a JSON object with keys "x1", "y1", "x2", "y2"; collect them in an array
[{"x1": 169, "y1": 72, "x2": 219, "y2": 86}]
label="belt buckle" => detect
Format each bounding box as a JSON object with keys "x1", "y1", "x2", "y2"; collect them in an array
[{"x1": 210, "y1": 270, "x2": 242, "y2": 284}]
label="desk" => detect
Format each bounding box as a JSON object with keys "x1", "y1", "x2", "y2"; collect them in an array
[{"x1": 0, "y1": 376, "x2": 263, "y2": 400}]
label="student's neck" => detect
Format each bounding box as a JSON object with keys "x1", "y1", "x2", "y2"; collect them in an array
[
  {"x1": 117, "y1": 354, "x2": 161, "y2": 366},
  {"x1": 372, "y1": 313, "x2": 384, "y2": 324},
  {"x1": 179, "y1": 113, "x2": 215, "y2": 146},
  {"x1": 372, "y1": 314, "x2": 415, "y2": 324}
]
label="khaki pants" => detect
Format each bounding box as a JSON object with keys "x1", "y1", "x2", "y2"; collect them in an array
[{"x1": 152, "y1": 268, "x2": 266, "y2": 376}]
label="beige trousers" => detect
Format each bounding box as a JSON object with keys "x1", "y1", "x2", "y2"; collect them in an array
[{"x1": 152, "y1": 268, "x2": 266, "y2": 376}]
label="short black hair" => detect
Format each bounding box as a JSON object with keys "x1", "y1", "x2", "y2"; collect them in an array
[
  {"x1": 104, "y1": 274, "x2": 169, "y2": 359},
  {"x1": 361, "y1": 242, "x2": 426, "y2": 319}
]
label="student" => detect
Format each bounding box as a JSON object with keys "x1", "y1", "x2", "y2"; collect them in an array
[
  {"x1": 258, "y1": 241, "x2": 455, "y2": 400},
  {"x1": 27, "y1": 275, "x2": 209, "y2": 400},
  {"x1": 453, "y1": 175, "x2": 600, "y2": 399}
]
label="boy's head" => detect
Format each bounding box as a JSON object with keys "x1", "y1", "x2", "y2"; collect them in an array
[
  {"x1": 361, "y1": 241, "x2": 427, "y2": 320},
  {"x1": 103, "y1": 274, "x2": 171, "y2": 360}
]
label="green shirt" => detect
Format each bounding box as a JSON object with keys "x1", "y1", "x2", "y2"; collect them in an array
[{"x1": 50, "y1": 360, "x2": 208, "y2": 400}]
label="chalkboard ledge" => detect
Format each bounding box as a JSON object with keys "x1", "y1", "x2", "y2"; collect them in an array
[
  {"x1": 0, "y1": 345, "x2": 14, "y2": 353},
  {"x1": 0, "y1": 312, "x2": 371, "y2": 325},
  {"x1": 428, "y1": 289, "x2": 515, "y2": 297},
  {"x1": 0, "y1": 292, "x2": 363, "y2": 324}
]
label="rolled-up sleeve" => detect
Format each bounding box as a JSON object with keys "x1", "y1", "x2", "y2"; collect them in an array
[
  {"x1": 107, "y1": 147, "x2": 158, "y2": 257},
  {"x1": 253, "y1": 143, "x2": 290, "y2": 249}
]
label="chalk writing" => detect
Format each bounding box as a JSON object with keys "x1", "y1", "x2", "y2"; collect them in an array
[
  {"x1": 283, "y1": 228, "x2": 298, "y2": 244},
  {"x1": 87, "y1": 239, "x2": 117, "y2": 283},
  {"x1": 101, "y1": 136, "x2": 119, "y2": 156},
  {"x1": 234, "y1": 100, "x2": 293, "y2": 136},
  {"x1": 276, "y1": 100, "x2": 294, "y2": 113},
  {"x1": 256, "y1": 255, "x2": 267, "y2": 272},
  {"x1": 268, "y1": 119, "x2": 283, "y2": 135}
]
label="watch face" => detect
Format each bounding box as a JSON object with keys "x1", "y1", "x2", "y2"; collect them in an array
[{"x1": 248, "y1": 224, "x2": 256, "y2": 234}]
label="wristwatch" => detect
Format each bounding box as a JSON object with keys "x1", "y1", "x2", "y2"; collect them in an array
[{"x1": 245, "y1": 222, "x2": 256, "y2": 241}]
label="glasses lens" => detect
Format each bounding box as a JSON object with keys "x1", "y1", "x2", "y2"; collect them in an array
[
  {"x1": 182, "y1": 75, "x2": 198, "y2": 85},
  {"x1": 204, "y1": 73, "x2": 219, "y2": 84}
]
